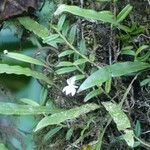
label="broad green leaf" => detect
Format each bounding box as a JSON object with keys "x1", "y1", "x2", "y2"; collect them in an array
[
  {"x1": 0, "y1": 64, "x2": 52, "y2": 85},
  {"x1": 34, "y1": 103, "x2": 100, "y2": 131},
  {"x1": 58, "y1": 50, "x2": 74, "y2": 57},
  {"x1": 18, "y1": 17, "x2": 49, "y2": 38},
  {"x1": 56, "y1": 67, "x2": 76, "y2": 74},
  {"x1": 73, "y1": 59, "x2": 87, "y2": 65},
  {"x1": 110, "y1": 62, "x2": 149, "y2": 77},
  {"x1": 84, "y1": 89, "x2": 102, "y2": 102},
  {"x1": 44, "y1": 127, "x2": 62, "y2": 142},
  {"x1": 4, "y1": 52, "x2": 46, "y2": 67},
  {"x1": 54, "y1": 5, "x2": 117, "y2": 25},
  {"x1": 0, "y1": 143, "x2": 8, "y2": 150},
  {"x1": 0, "y1": 102, "x2": 61, "y2": 115},
  {"x1": 117, "y1": 4, "x2": 133, "y2": 23},
  {"x1": 78, "y1": 67, "x2": 111, "y2": 92},
  {"x1": 57, "y1": 14, "x2": 66, "y2": 31},
  {"x1": 56, "y1": 61, "x2": 73, "y2": 67},
  {"x1": 20, "y1": 98, "x2": 40, "y2": 106},
  {"x1": 123, "y1": 130, "x2": 135, "y2": 147},
  {"x1": 78, "y1": 62, "x2": 149, "y2": 92},
  {"x1": 68, "y1": 24, "x2": 77, "y2": 44},
  {"x1": 102, "y1": 102, "x2": 131, "y2": 130},
  {"x1": 102, "y1": 102, "x2": 134, "y2": 147}
]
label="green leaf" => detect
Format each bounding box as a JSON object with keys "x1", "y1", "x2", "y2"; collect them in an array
[
  {"x1": 0, "y1": 64, "x2": 52, "y2": 85},
  {"x1": 18, "y1": 17, "x2": 49, "y2": 39},
  {"x1": 135, "y1": 45, "x2": 149, "y2": 58},
  {"x1": 73, "y1": 59, "x2": 87, "y2": 65},
  {"x1": 110, "y1": 62, "x2": 149, "y2": 77},
  {"x1": 140, "y1": 78, "x2": 150, "y2": 86},
  {"x1": 56, "y1": 67, "x2": 77, "y2": 74},
  {"x1": 105, "y1": 78, "x2": 112, "y2": 93},
  {"x1": 0, "y1": 143, "x2": 8, "y2": 150},
  {"x1": 68, "y1": 24, "x2": 77, "y2": 44},
  {"x1": 43, "y1": 34, "x2": 59, "y2": 42},
  {"x1": 102, "y1": 102, "x2": 134, "y2": 147},
  {"x1": 54, "y1": 5, "x2": 117, "y2": 25},
  {"x1": 134, "y1": 120, "x2": 141, "y2": 137},
  {"x1": 57, "y1": 14, "x2": 66, "y2": 31},
  {"x1": 62, "y1": 21, "x2": 70, "y2": 36},
  {"x1": 121, "y1": 46, "x2": 135, "y2": 56},
  {"x1": 121, "y1": 50, "x2": 135, "y2": 56},
  {"x1": 79, "y1": 38, "x2": 87, "y2": 55},
  {"x1": 123, "y1": 130, "x2": 135, "y2": 147},
  {"x1": 72, "y1": 74, "x2": 86, "y2": 80},
  {"x1": 78, "y1": 62, "x2": 149, "y2": 92},
  {"x1": 0, "y1": 102, "x2": 61, "y2": 115},
  {"x1": 44, "y1": 127, "x2": 62, "y2": 142},
  {"x1": 34, "y1": 103, "x2": 100, "y2": 131},
  {"x1": 66, "y1": 127, "x2": 74, "y2": 141},
  {"x1": 102, "y1": 102, "x2": 131, "y2": 130},
  {"x1": 20, "y1": 98, "x2": 40, "y2": 106},
  {"x1": 4, "y1": 52, "x2": 46, "y2": 67},
  {"x1": 56, "y1": 61, "x2": 73, "y2": 67},
  {"x1": 78, "y1": 67, "x2": 111, "y2": 92},
  {"x1": 43, "y1": 34, "x2": 64, "y2": 48},
  {"x1": 84, "y1": 89, "x2": 102, "y2": 102},
  {"x1": 58, "y1": 50, "x2": 74, "y2": 57},
  {"x1": 117, "y1": 4, "x2": 133, "y2": 23}
]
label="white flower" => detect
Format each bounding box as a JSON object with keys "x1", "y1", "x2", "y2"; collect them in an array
[
  {"x1": 62, "y1": 77, "x2": 78, "y2": 96},
  {"x1": 3, "y1": 50, "x2": 8, "y2": 54}
]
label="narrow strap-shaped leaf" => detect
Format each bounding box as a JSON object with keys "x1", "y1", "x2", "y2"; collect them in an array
[
  {"x1": 57, "y1": 14, "x2": 66, "y2": 31},
  {"x1": 117, "y1": 4, "x2": 133, "y2": 23},
  {"x1": 68, "y1": 24, "x2": 77, "y2": 44},
  {"x1": 20, "y1": 98, "x2": 40, "y2": 106},
  {"x1": 56, "y1": 66, "x2": 76, "y2": 74},
  {"x1": 73, "y1": 59, "x2": 87, "y2": 65},
  {"x1": 4, "y1": 52, "x2": 47, "y2": 67},
  {"x1": 0, "y1": 102, "x2": 61, "y2": 115},
  {"x1": 54, "y1": 5, "x2": 117, "y2": 25},
  {"x1": 18, "y1": 17, "x2": 49, "y2": 39},
  {"x1": 56, "y1": 61, "x2": 73, "y2": 67},
  {"x1": 58, "y1": 50, "x2": 74, "y2": 57},
  {"x1": 0, "y1": 64, "x2": 52, "y2": 85},
  {"x1": 34, "y1": 103, "x2": 100, "y2": 131},
  {"x1": 84, "y1": 89, "x2": 102, "y2": 102}
]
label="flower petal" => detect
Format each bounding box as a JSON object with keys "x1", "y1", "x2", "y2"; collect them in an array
[{"x1": 71, "y1": 88, "x2": 76, "y2": 96}]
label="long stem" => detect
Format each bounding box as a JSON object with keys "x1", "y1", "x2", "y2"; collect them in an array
[{"x1": 52, "y1": 26, "x2": 101, "y2": 69}]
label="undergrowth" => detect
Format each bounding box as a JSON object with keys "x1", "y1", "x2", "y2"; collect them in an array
[{"x1": 0, "y1": 0, "x2": 149, "y2": 149}]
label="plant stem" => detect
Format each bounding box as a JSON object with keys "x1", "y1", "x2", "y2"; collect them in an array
[{"x1": 52, "y1": 25, "x2": 101, "y2": 69}]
